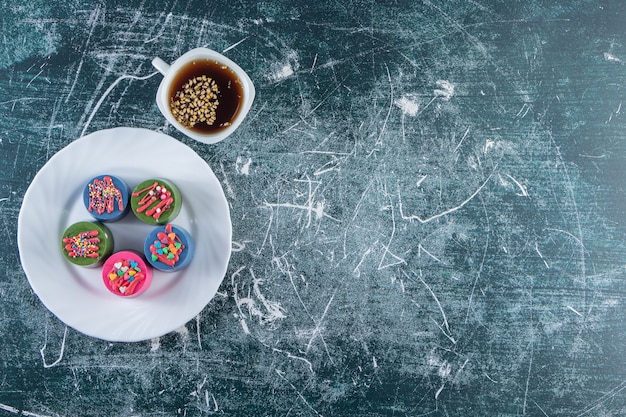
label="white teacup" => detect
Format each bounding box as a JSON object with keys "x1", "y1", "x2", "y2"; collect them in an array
[{"x1": 152, "y1": 48, "x2": 255, "y2": 144}]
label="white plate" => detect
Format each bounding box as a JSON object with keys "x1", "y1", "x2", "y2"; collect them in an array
[{"x1": 17, "y1": 127, "x2": 232, "y2": 342}]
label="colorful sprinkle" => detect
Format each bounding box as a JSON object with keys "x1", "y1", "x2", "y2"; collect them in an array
[
  {"x1": 149, "y1": 224, "x2": 185, "y2": 267},
  {"x1": 88, "y1": 176, "x2": 124, "y2": 215},
  {"x1": 62, "y1": 230, "x2": 101, "y2": 258},
  {"x1": 106, "y1": 258, "x2": 145, "y2": 296},
  {"x1": 132, "y1": 181, "x2": 174, "y2": 221}
]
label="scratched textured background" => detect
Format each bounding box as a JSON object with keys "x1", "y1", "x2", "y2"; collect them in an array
[{"x1": 1, "y1": 0, "x2": 625, "y2": 415}]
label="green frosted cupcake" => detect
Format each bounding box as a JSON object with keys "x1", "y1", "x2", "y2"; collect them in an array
[
  {"x1": 61, "y1": 221, "x2": 114, "y2": 267},
  {"x1": 130, "y1": 179, "x2": 182, "y2": 225}
]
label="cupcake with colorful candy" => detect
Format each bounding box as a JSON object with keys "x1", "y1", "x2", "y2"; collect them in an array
[
  {"x1": 61, "y1": 221, "x2": 114, "y2": 267},
  {"x1": 144, "y1": 223, "x2": 194, "y2": 272},
  {"x1": 130, "y1": 179, "x2": 182, "y2": 225},
  {"x1": 102, "y1": 251, "x2": 153, "y2": 297},
  {"x1": 83, "y1": 174, "x2": 130, "y2": 222}
]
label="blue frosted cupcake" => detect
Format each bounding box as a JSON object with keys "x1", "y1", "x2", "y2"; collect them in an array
[
  {"x1": 83, "y1": 175, "x2": 130, "y2": 222},
  {"x1": 144, "y1": 223, "x2": 194, "y2": 272}
]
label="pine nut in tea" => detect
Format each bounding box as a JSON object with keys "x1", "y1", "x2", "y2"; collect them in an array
[{"x1": 168, "y1": 59, "x2": 244, "y2": 134}]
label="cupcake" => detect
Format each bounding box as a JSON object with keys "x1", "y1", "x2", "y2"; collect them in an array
[
  {"x1": 144, "y1": 223, "x2": 194, "y2": 272},
  {"x1": 130, "y1": 179, "x2": 182, "y2": 224},
  {"x1": 61, "y1": 221, "x2": 114, "y2": 267},
  {"x1": 102, "y1": 251, "x2": 153, "y2": 297},
  {"x1": 83, "y1": 174, "x2": 130, "y2": 222}
]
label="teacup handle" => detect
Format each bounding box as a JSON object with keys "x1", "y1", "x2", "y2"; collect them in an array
[{"x1": 151, "y1": 57, "x2": 170, "y2": 75}]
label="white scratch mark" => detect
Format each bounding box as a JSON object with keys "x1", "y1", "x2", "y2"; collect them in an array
[
  {"x1": 231, "y1": 266, "x2": 252, "y2": 334},
  {"x1": 0, "y1": 403, "x2": 19, "y2": 414},
  {"x1": 263, "y1": 200, "x2": 338, "y2": 226},
  {"x1": 378, "y1": 247, "x2": 406, "y2": 269},
  {"x1": 413, "y1": 270, "x2": 456, "y2": 344},
  {"x1": 353, "y1": 242, "x2": 377, "y2": 277},
  {"x1": 300, "y1": 150, "x2": 351, "y2": 156},
  {"x1": 275, "y1": 369, "x2": 322, "y2": 415},
  {"x1": 532, "y1": 400, "x2": 550, "y2": 417},
  {"x1": 311, "y1": 149, "x2": 346, "y2": 176},
  {"x1": 394, "y1": 95, "x2": 419, "y2": 116},
  {"x1": 175, "y1": 324, "x2": 190, "y2": 341},
  {"x1": 535, "y1": 242, "x2": 549, "y2": 268},
  {"x1": 239, "y1": 318, "x2": 250, "y2": 334},
  {"x1": 0, "y1": 98, "x2": 46, "y2": 106},
  {"x1": 416, "y1": 175, "x2": 427, "y2": 187},
  {"x1": 263, "y1": 177, "x2": 339, "y2": 227},
  {"x1": 144, "y1": 12, "x2": 173, "y2": 43},
  {"x1": 268, "y1": 63, "x2": 294, "y2": 82},
  {"x1": 516, "y1": 103, "x2": 532, "y2": 119},
  {"x1": 66, "y1": 6, "x2": 102, "y2": 103},
  {"x1": 209, "y1": 392, "x2": 218, "y2": 411},
  {"x1": 437, "y1": 361, "x2": 452, "y2": 379},
  {"x1": 197, "y1": 375, "x2": 208, "y2": 392},
  {"x1": 314, "y1": 163, "x2": 341, "y2": 176},
  {"x1": 232, "y1": 267, "x2": 286, "y2": 331},
  {"x1": 546, "y1": 228, "x2": 586, "y2": 252},
  {"x1": 150, "y1": 337, "x2": 161, "y2": 352},
  {"x1": 375, "y1": 64, "x2": 394, "y2": 146},
  {"x1": 251, "y1": 269, "x2": 286, "y2": 321},
  {"x1": 21, "y1": 411, "x2": 53, "y2": 417},
  {"x1": 452, "y1": 359, "x2": 470, "y2": 384},
  {"x1": 232, "y1": 241, "x2": 246, "y2": 252},
  {"x1": 80, "y1": 71, "x2": 159, "y2": 137},
  {"x1": 434, "y1": 80, "x2": 455, "y2": 100},
  {"x1": 399, "y1": 171, "x2": 494, "y2": 224},
  {"x1": 484, "y1": 139, "x2": 499, "y2": 154},
  {"x1": 378, "y1": 196, "x2": 406, "y2": 270},
  {"x1": 550, "y1": 135, "x2": 586, "y2": 279},
  {"x1": 418, "y1": 243, "x2": 444, "y2": 264},
  {"x1": 26, "y1": 69, "x2": 44, "y2": 89},
  {"x1": 40, "y1": 326, "x2": 68, "y2": 368},
  {"x1": 281, "y1": 256, "x2": 335, "y2": 363},
  {"x1": 196, "y1": 314, "x2": 202, "y2": 349},
  {"x1": 504, "y1": 173, "x2": 529, "y2": 197},
  {"x1": 604, "y1": 52, "x2": 622, "y2": 63},
  {"x1": 298, "y1": 80, "x2": 347, "y2": 122},
  {"x1": 435, "y1": 383, "x2": 445, "y2": 399},
  {"x1": 306, "y1": 290, "x2": 337, "y2": 353},
  {"x1": 236, "y1": 156, "x2": 252, "y2": 175},
  {"x1": 454, "y1": 127, "x2": 470, "y2": 153},
  {"x1": 222, "y1": 37, "x2": 248, "y2": 53},
  {"x1": 273, "y1": 349, "x2": 314, "y2": 374},
  {"x1": 484, "y1": 373, "x2": 498, "y2": 383},
  {"x1": 523, "y1": 342, "x2": 534, "y2": 415},
  {"x1": 416, "y1": 95, "x2": 437, "y2": 116},
  {"x1": 310, "y1": 53, "x2": 318, "y2": 72},
  {"x1": 567, "y1": 305, "x2": 583, "y2": 317},
  {"x1": 577, "y1": 378, "x2": 626, "y2": 416}
]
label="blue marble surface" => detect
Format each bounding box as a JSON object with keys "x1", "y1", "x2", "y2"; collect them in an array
[{"x1": 1, "y1": 0, "x2": 626, "y2": 415}]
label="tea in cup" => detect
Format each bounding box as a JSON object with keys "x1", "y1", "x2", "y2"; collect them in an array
[{"x1": 152, "y1": 48, "x2": 255, "y2": 144}]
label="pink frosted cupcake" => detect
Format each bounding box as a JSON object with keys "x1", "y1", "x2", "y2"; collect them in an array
[{"x1": 102, "y1": 251, "x2": 153, "y2": 297}]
